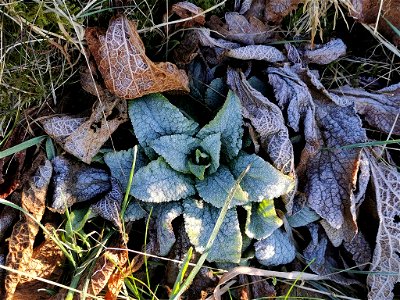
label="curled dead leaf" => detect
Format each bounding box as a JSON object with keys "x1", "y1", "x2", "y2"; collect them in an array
[
  {"x1": 85, "y1": 15, "x2": 189, "y2": 99},
  {"x1": 4, "y1": 159, "x2": 52, "y2": 299},
  {"x1": 170, "y1": 1, "x2": 205, "y2": 28}
]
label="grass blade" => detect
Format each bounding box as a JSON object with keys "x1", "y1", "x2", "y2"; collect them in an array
[{"x1": 0, "y1": 135, "x2": 47, "y2": 159}]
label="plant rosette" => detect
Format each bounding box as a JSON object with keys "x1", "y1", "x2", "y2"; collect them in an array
[{"x1": 105, "y1": 92, "x2": 296, "y2": 265}]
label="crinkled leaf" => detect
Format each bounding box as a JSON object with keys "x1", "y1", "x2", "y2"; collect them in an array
[
  {"x1": 196, "y1": 165, "x2": 249, "y2": 208},
  {"x1": 42, "y1": 95, "x2": 128, "y2": 164},
  {"x1": 227, "y1": 69, "x2": 296, "y2": 211},
  {"x1": 5, "y1": 159, "x2": 52, "y2": 299},
  {"x1": 196, "y1": 28, "x2": 240, "y2": 49},
  {"x1": 85, "y1": 15, "x2": 189, "y2": 99},
  {"x1": 331, "y1": 83, "x2": 400, "y2": 135},
  {"x1": 131, "y1": 158, "x2": 195, "y2": 202},
  {"x1": 188, "y1": 161, "x2": 208, "y2": 180},
  {"x1": 226, "y1": 45, "x2": 286, "y2": 62},
  {"x1": 302, "y1": 39, "x2": 347, "y2": 64},
  {"x1": 287, "y1": 206, "x2": 320, "y2": 228},
  {"x1": 367, "y1": 150, "x2": 400, "y2": 300},
  {"x1": 124, "y1": 201, "x2": 147, "y2": 222},
  {"x1": 264, "y1": 0, "x2": 302, "y2": 23},
  {"x1": 205, "y1": 78, "x2": 228, "y2": 110},
  {"x1": 254, "y1": 229, "x2": 295, "y2": 266},
  {"x1": 245, "y1": 199, "x2": 283, "y2": 240},
  {"x1": 153, "y1": 202, "x2": 183, "y2": 256},
  {"x1": 197, "y1": 90, "x2": 243, "y2": 160},
  {"x1": 150, "y1": 134, "x2": 200, "y2": 173},
  {"x1": 104, "y1": 147, "x2": 148, "y2": 191},
  {"x1": 268, "y1": 65, "x2": 366, "y2": 233},
  {"x1": 304, "y1": 224, "x2": 358, "y2": 285},
  {"x1": 0, "y1": 203, "x2": 18, "y2": 242},
  {"x1": 129, "y1": 93, "x2": 199, "y2": 156},
  {"x1": 231, "y1": 153, "x2": 295, "y2": 202},
  {"x1": 51, "y1": 156, "x2": 110, "y2": 213},
  {"x1": 91, "y1": 178, "x2": 124, "y2": 228},
  {"x1": 13, "y1": 224, "x2": 65, "y2": 300},
  {"x1": 183, "y1": 199, "x2": 242, "y2": 263},
  {"x1": 343, "y1": 231, "x2": 371, "y2": 270},
  {"x1": 199, "y1": 133, "x2": 221, "y2": 174},
  {"x1": 170, "y1": 1, "x2": 205, "y2": 27}
]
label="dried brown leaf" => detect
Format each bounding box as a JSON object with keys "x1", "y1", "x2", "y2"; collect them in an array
[
  {"x1": 13, "y1": 224, "x2": 65, "y2": 300},
  {"x1": 331, "y1": 83, "x2": 400, "y2": 135},
  {"x1": 226, "y1": 45, "x2": 286, "y2": 62},
  {"x1": 268, "y1": 64, "x2": 367, "y2": 235},
  {"x1": 170, "y1": 1, "x2": 205, "y2": 28},
  {"x1": 227, "y1": 69, "x2": 296, "y2": 212},
  {"x1": 366, "y1": 149, "x2": 400, "y2": 299},
  {"x1": 4, "y1": 159, "x2": 52, "y2": 299},
  {"x1": 86, "y1": 15, "x2": 189, "y2": 99},
  {"x1": 50, "y1": 156, "x2": 110, "y2": 213},
  {"x1": 264, "y1": 0, "x2": 303, "y2": 23}
]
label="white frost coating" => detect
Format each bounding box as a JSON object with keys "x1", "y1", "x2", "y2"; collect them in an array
[{"x1": 226, "y1": 45, "x2": 286, "y2": 62}]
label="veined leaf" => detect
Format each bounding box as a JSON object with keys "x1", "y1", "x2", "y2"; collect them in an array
[
  {"x1": 183, "y1": 199, "x2": 242, "y2": 263},
  {"x1": 130, "y1": 158, "x2": 195, "y2": 203},
  {"x1": 197, "y1": 90, "x2": 243, "y2": 160},
  {"x1": 226, "y1": 45, "x2": 286, "y2": 62},
  {"x1": 199, "y1": 133, "x2": 221, "y2": 174}
]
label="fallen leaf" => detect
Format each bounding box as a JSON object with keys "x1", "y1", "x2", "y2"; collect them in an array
[
  {"x1": 42, "y1": 84, "x2": 128, "y2": 164},
  {"x1": 170, "y1": 1, "x2": 205, "y2": 28},
  {"x1": 85, "y1": 15, "x2": 189, "y2": 99},
  {"x1": 50, "y1": 156, "x2": 111, "y2": 213},
  {"x1": 4, "y1": 159, "x2": 52, "y2": 299},
  {"x1": 0, "y1": 194, "x2": 19, "y2": 242},
  {"x1": 302, "y1": 38, "x2": 347, "y2": 64},
  {"x1": 343, "y1": 231, "x2": 371, "y2": 269},
  {"x1": 264, "y1": 0, "x2": 303, "y2": 23},
  {"x1": 226, "y1": 45, "x2": 286, "y2": 62},
  {"x1": 227, "y1": 68, "x2": 296, "y2": 212},
  {"x1": 366, "y1": 149, "x2": 400, "y2": 299},
  {"x1": 13, "y1": 224, "x2": 65, "y2": 300},
  {"x1": 331, "y1": 83, "x2": 400, "y2": 135},
  {"x1": 268, "y1": 65, "x2": 367, "y2": 236}
]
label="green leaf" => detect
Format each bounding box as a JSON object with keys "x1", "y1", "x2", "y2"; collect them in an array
[
  {"x1": 188, "y1": 161, "x2": 208, "y2": 180},
  {"x1": 254, "y1": 229, "x2": 296, "y2": 266},
  {"x1": 104, "y1": 147, "x2": 148, "y2": 191},
  {"x1": 287, "y1": 206, "x2": 320, "y2": 228},
  {"x1": 153, "y1": 202, "x2": 183, "y2": 256},
  {"x1": 130, "y1": 158, "x2": 195, "y2": 203},
  {"x1": 197, "y1": 90, "x2": 243, "y2": 160},
  {"x1": 124, "y1": 201, "x2": 147, "y2": 222},
  {"x1": 196, "y1": 165, "x2": 248, "y2": 208},
  {"x1": 65, "y1": 208, "x2": 92, "y2": 238},
  {"x1": 231, "y1": 153, "x2": 295, "y2": 202},
  {"x1": 244, "y1": 200, "x2": 283, "y2": 240},
  {"x1": 128, "y1": 94, "x2": 199, "y2": 156},
  {"x1": 150, "y1": 134, "x2": 200, "y2": 173},
  {"x1": 199, "y1": 133, "x2": 221, "y2": 174},
  {"x1": 183, "y1": 199, "x2": 242, "y2": 263}
]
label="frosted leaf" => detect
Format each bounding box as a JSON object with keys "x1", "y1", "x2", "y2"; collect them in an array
[
  {"x1": 0, "y1": 205, "x2": 18, "y2": 242},
  {"x1": 366, "y1": 150, "x2": 400, "y2": 300},
  {"x1": 91, "y1": 178, "x2": 123, "y2": 228},
  {"x1": 150, "y1": 134, "x2": 200, "y2": 173},
  {"x1": 130, "y1": 158, "x2": 195, "y2": 203},
  {"x1": 128, "y1": 93, "x2": 199, "y2": 156},
  {"x1": 231, "y1": 153, "x2": 295, "y2": 202},
  {"x1": 85, "y1": 15, "x2": 189, "y2": 99},
  {"x1": 244, "y1": 199, "x2": 283, "y2": 240},
  {"x1": 170, "y1": 1, "x2": 205, "y2": 28},
  {"x1": 304, "y1": 224, "x2": 358, "y2": 285},
  {"x1": 51, "y1": 156, "x2": 110, "y2": 213},
  {"x1": 183, "y1": 199, "x2": 242, "y2": 263},
  {"x1": 153, "y1": 202, "x2": 183, "y2": 256},
  {"x1": 195, "y1": 165, "x2": 249, "y2": 208},
  {"x1": 331, "y1": 83, "x2": 400, "y2": 135},
  {"x1": 197, "y1": 90, "x2": 243, "y2": 160},
  {"x1": 196, "y1": 28, "x2": 240, "y2": 50},
  {"x1": 287, "y1": 206, "x2": 320, "y2": 228},
  {"x1": 227, "y1": 68, "x2": 296, "y2": 212},
  {"x1": 343, "y1": 231, "x2": 371, "y2": 269},
  {"x1": 42, "y1": 97, "x2": 128, "y2": 164},
  {"x1": 255, "y1": 229, "x2": 295, "y2": 266},
  {"x1": 124, "y1": 201, "x2": 147, "y2": 222},
  {"x1": 199, "y1": 133, "x2": 221, "y2": 174},
  {"x1": 302, "y1": 39, "x2": 347, "y2": 64},
  {"x1": 226, "y1": 45, "x2": 286, "y2": 62},
  {"x1": 205, "y1": 78, "x2": 227, "y2": 110},
  {"x1": 104, "y1": 147, "x2": 148, "y2": 191},
  {"x1": 264, "y1": 0, "x2": 302, "y2": 23},
  {"x1": 4, "y1": 159, "x2": 52, "y2": 298}
]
